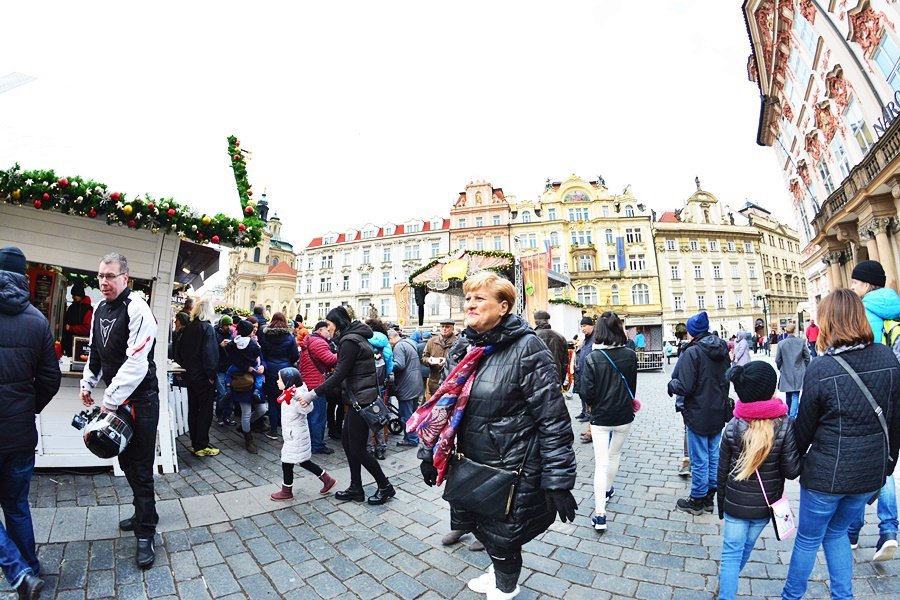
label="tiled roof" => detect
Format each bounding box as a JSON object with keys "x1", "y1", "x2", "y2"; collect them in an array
[
  {"x1": 658, "y1": 211, "x2": 680, "y2": 223},
  {"x1": 305, "y1": 218, "x2": 449, "y2": 248},
  {"x1": 267, "y1": 261, "x2": 298, "y2": 276}
]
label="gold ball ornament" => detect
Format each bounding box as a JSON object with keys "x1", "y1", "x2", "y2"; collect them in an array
[
  {"x1": 11, "y1": 189, "x2": 21, "y2": 200},
  {"x1": 201, "y1": 215, "x2": 211, "y2": 226},
  {"x1": 122, "y1": 204, "x2": 133, "y2": 216}
]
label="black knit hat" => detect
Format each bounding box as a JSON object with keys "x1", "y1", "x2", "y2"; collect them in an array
[
  {"x1": 236, "y1": 319, "x2": 254, "y2": 337},
  {"x1": 851, "y1": 260, "x2": 886, "y2": 287},
  {"x1": 727, "y1": 362, "x2": 777, "y2": 403},
  {"x1": 580, "y1": 316, "x2": 594, "y2": 326},
  {"x1": 0, "y1": 246, "x2": 27, "y2": 275}
]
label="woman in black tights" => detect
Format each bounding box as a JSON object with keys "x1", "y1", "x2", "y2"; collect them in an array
[{"x1": 299, "y1": 306, "x2": 394, "y2": 504}]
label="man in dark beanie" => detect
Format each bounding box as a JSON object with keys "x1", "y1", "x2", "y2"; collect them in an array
[
  {"x1": 668, "y1": 311, "x2": 730, "y2": 516},
  {"x1": 0, "y1": 246, "x2": 61, "y2": 598},
  {"x1": 534, "y1": 310, "x2": 568, "y2": 384},
  {"x1": 849, "y1": 259, "x2": 900, "y2": 560}
]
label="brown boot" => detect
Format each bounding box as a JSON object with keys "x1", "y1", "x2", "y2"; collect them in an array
[
  {"x1": 244, "y1": 432, "x2": 258, "y2": 454},
  {"x1": 318, "y1": 471, "x2": 337, "y2": 494},
  {"x1": 271, "y1": 483, "x2": 293, "y2": 501}
]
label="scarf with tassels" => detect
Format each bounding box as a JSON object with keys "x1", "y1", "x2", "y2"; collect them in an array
[
  {"x1": 276, "y1": 386, "x2": 296, "y2": 405},
  {"x1": 733, "y1": 397, "x2": 787, "y2": 420},
  {"x1": 406, "y1": 344, "x2": 493, "y2": 485}
]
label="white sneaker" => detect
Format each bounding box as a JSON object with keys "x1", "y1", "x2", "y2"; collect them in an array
[
  {"x1": 487, "y1": 586, "x2": 520, "y2": 600},
  {"x1": 467, "y1": 565, "x2": 495, "y2": 594}
]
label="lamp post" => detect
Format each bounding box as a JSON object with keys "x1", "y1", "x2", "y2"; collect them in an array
[{"x1": 754, "y1": 289, "x2": 772, "y2": 330}]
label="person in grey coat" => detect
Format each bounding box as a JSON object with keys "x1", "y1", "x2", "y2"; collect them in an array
[
  {"x1": 774, "y1": 323, "x2": 810, "y2": 419},
  {"x1": 388, "y1": 329, "x2": 424, "y2": 446},
  {"x1": 731, "y1": 332, "x2": 751, "y2": 367}
]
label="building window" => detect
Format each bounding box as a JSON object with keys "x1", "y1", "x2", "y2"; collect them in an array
[
  {"x1": 749, "y1": 264, "x2": 757, "y2": 279},
  {"x1": 362, "y1": 249, "x2": 370, "y2": 265},
  {"x1": 608, "y1": 255, "x2": 617, "y2": 271},
  {"x1": 788, "y1": 46, "x2": 812, "y2": 88},
  {"x1": 431, "y1": 242, "x2": 440, "y2": 257},
  {"x1": 306, "y1": 256, "x2": 314, "y2": 270},
  {"x1": 731, "y1": 263, "x2": 740, "y2": 278},
  {"x1": 713, "y1": 264, "x2": 721, "y2": 279},
  {"x1": 568, "y1": 207, "x2": 589, "y2": 221},
  {"x1": 521, "y1": 211, "x2": 531, "y2": 223},
  {"x1": 571, "y1": 230, "x2": 593, "y2": 245},
  {"x1": 476, "y1": 237, "x2": 484, "y2": 250},
  {"x1": 549, "y1": 231, "x2": 559, "y2": 247},
  {"x1": 716, "y1": 294, "x2": 725, "y2": 309},
  {"x1": 611, "y1": 285, "x2": 620, "y2": 305},
  {"x1": 602, "y1": 205, "x2": 610, "y2": 217},
  {"x1": 408, "y1": 223, "x2": 421, "y2": 233},
  {"x1": 342, "y1": 275, "x2": 350, "y2": 291},
  {"x1": 697, "y1": 294, "x2": 706, "y2": 309},
  {"x1": 272, "y1": 257, "x2": 279, "y2": 266},
  {"x1": 831, "y1": 137, "x2": 851, "y2": 179},
  {"x1": 383, "y1": 247, "x2": 391, "y2": 263},
  {"x1": 632, "y1": 284, "x2": 650, "y2": 305},
  {"x1": 735, "y1": 295, "x2": 743, "y2": 308},
  {"x1": 605, "y1": 229, "x2": 614, "y2": 244},
  {"x1": 360, "y1": 274, "x2": 369, "y2": 291},
  {"x1": 674, "y1": 295, "x2": 684, "y2": 311},
  {"x1": 321, "y1": 254, "x2": 333, "y2": 269},
  {"x1": 380, "y1": 299, "x2": 390, "y2": 317},
  {"x1": 744, "y1": 242, "x2": 753, "y2": 253},
  {"x1": 458, "y1": 218, "x2": 467, "y2": 228},
  {"x1": 670, "y1": 263, "x2": 681, "y2": 280},
  {"x1": 493, "y1": 215, "x2": 501, "y2": 226},
  {"x1": 404, "y1": 244, "x2": 421, "y2": 260},
  {"x1": 874, "y1": 35, "x2": 900, "y2": 93},
  {"x1": 792, "y1": 8, "x2": 817, "y2": 55},
  {"x1": 693, "y1": 264, "x2": 703, "y2": 279},
  {"x1": 551, "y1": 257, "x2": 561, "y2": 273},
  {"x1": 579, "y1": 254, "x2": 594, "y2": 271},
  {"x1": 342, "y1": 252, "x2": 350, "y2": 266},
  {"x1": 818, "y1": 161, "x2": 835, "y2": 194},
  {"x1": 475, "y1": 216, "x2": 483, "y2": 227},
  {"x1": 320, "y1": 277, "x2": 331, "y2": 292},
  {"x1": 306, "y1": 279, "x2": 312, "y2": 294},
  {"x1": 493, "y1": 236, "x2": 503, "y2": 250},
  {"x1": 845, "y1": 96, "x2": 874, "y2": 155},
  {"x1": 458, "y1": 239, "x2": 467, "y2": 251},
  {"x1": 709, "y1": 240, "x2": 719, "y2": 252},
  {"x1": 382, "y1": 271, "x2": 391, "y2": 288},
  {"x1": 690, "y1": 239, "x2": 699, "y2": 251},
  {"x1": 577, "y1": 285, "x2": 598, "y2": 305},
  {"x1": 624, "y1": 205, "x2": 634, "y2": 217},
  {"x1": 625, "y1": 228, "x2": 642, "y2": 244},
  {"x1": 547, "y1": 208, "x2": 556, "y2": 220},
  {"x1": 362, "y1": 230, "x2": 374, "y2": 239},
  {"x1": 628, "y1": 254, "x2": 646, "y2": 271},
  {"x1": 666, "y1": 239, "x2": 676, "y2": 251}
]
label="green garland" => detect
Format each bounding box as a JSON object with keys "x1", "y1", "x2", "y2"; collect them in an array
[
  {"x1": 549, "y1": 298, "x2": 585, "y2": 308},
  {"x1": 0, "y1": 136, "x2": 265, "y2": 248},
  {"x1": 408, "y1": 250, "x2": 514, "y2": 287}
]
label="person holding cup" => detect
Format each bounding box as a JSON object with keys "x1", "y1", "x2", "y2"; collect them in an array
[{"x1": 422, "y1": 320, "x2": 457, "y2": 396}]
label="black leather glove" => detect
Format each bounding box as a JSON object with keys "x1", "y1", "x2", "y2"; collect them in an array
[
  {"x1": 420, "y1": 460, "x2": 438, "y2": 487},
  {"x1": 545, "y1": 489, "x2": 577, "y2": 523},
  {"x1": 388, "y1": 373, "x2": 396, "y2": 386}
]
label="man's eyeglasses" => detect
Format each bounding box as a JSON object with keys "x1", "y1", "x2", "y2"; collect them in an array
[{"x1": 97, "y1": 273, "x2": 126, "y2": 280}]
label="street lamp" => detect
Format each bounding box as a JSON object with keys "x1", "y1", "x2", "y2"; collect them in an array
[{"x1": 754, "y1": 289, "x2": 772, "y2": 330}]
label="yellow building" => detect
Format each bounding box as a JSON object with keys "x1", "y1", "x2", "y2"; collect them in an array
[
  {"x1": 654, "y1": 184, "x2": 764, "y2": 339},
  {"x1": 509, "y1": 174, "x2": 664, "y2": 347},
  {"x1": 223, "y1": 196, "x2": 301, "y2": 317}
]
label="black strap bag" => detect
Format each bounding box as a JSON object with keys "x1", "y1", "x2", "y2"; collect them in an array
[
  {"x1": 345, "y1": 383, "x2": 390, "y2": 433},
  {"x1": 442, "y1": 436, "x2": 535, "y2": 520}
]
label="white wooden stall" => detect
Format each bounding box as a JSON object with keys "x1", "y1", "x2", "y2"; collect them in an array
[{"x1": 1, "y1": 203, "x2": 185, "y2": 473}]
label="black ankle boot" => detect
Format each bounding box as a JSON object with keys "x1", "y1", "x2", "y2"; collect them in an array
[
  {"x1": 136, "y1": 536, "x2": 155, "y2": 569},
  {"x1": 703, "y1": 489, "x2": 716, "y2": 513},
  {"x1": 335, "y1": 484, "x2": 365, "y2": 502},
  {"x1": 119, "y1": 515, "x2": 135, "y2": 531},
  {"x1": 367, "y1": 483, "x2": 396, "y2": 505},
  {"x1": 16, "y1": 573, "x2": 44, "y2": 600}
]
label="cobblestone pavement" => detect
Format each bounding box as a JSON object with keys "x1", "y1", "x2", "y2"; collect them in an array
[{"x1": 3, "y1": 355, "x2": 899, "y2": 599}]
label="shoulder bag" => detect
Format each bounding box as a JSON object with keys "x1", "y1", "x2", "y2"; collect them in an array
[
  {"x1": 344, "y1": 383, "x2": 390, "y2": 433},
  {"x1": 831, "y1": 354, "x2": 893, "y2": 504},
  {"x1": 755, "y1": 470, "x2": 796, "y2": 541},
  {"x1": 599, "y1": 350, "x2": 641, "y2": 412},
  {"x1": 443, "y1": 436, "x2": 536, "y2": 521}
]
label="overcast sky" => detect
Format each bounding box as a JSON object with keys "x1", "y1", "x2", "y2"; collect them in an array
[{"x1": 1, "y1": 1, "x2": 788, "y2": 288}]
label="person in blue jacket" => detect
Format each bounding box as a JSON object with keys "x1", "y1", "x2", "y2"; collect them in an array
[{"x1": 849, "y1": 259, "x2": 900, "y2": 561}]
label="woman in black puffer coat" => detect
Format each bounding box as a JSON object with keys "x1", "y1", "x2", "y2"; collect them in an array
[
  {"x1": 420, "y1": 272, "x2": 577, "y2": 598},
  {"x1": 259, "y1": 312, "x2": 300, "y2": 439}
]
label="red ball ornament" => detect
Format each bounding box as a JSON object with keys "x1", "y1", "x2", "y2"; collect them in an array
[
  {"x1": 244, "y1": 206, "x2": 254, "y2": 215},
  {"x1": 34, "y1": 200, "x2": 42, "y2": 209},
  {"x1": 89, "y1": 208, "x2": 97, "y2": 218},
  {"x1": 235, "y1": 140, "x2": 240, "y2": 147},
  {"x1": 148, "y1": 202, "x2": 155, "y2": 210},
  {"x1": 167, "y1": 208, "x2": 176, "y2": 217},
  {"x1": 211, "y1": 235, "x2": 220, "y2": 244},
  {"x1": 233, "y1": 154, "x2": 241, "y2": 161},
  {"x1": 247, "y1": 190, "x2": 253, "y2": 196},
  {"x1": 42, "y1": 193, "x2": 50, "y2": 201},
  {"x1": 110, "y1": 191, "x2": 121, "y2": 201},
  {"x1": 128, "y1": 220, "x2": 136, "y2": 228},
  {"x1": 58, "y1": 177, "x2": 69, "y2": 187},
  {"x1": 238, "y1": 223, "x2": 246, "y2": 231},
  {"x1": 198, "y1": 233, "x2": 204, "y2": 239}
]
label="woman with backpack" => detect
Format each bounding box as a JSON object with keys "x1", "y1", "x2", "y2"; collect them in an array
[{"x1": 717, "y1": 362, "x2": 800, "y2": 599}]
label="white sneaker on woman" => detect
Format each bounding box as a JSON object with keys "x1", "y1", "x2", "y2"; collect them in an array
[{"x1": 467, "y1": 565, "x2": 495, "y2": 594}]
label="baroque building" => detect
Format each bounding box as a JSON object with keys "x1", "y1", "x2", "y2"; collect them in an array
[
  {"x1": 509, "y1": 174, "x2": 663, "y2": 346},
  {"x1": 299, "y1": 218, "x2": 452, "y2": 326},
  {"x1": 223, "y1": 196, "x2": 301, "y2": 316},
  {"x1": 743, "y1": 0, "x2": 900, "y2": 310},
  {"x1": 449, "y1": 180, "x2": 511, "y2": 252},
  {"x1": 654, "y1": 184, "x2": 764, "y2": 339}
]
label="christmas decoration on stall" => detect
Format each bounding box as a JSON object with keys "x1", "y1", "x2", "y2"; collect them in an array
[
  {"x1": 549, "y1": 298, "x2": 585, "y2": 309},
  {"x1": 408, "y1": 249, "x2": 514, "y2": 288},
  {"x1": 0, "y1": 136, "x2": 266, "y2": 248}
]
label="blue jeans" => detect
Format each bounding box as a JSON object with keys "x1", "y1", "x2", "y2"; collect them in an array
[
  {"x1": 308, "y1": 395, "x2": 328, "y2": 451},
  {"x1": 215, "y1": 372, "x2": 232, "y2": 420},
  {"x1": 0, "y1": 451, "x2": 38, "y2": 588},
  {"x1": 687, "y1": 427, "x2": 720, "y2": 498},
  {"x1": 397, "y1": 398, "x2": 418, "y2": 444},
  {"x1": 782, "y1": 487, "x2": 870, "y2": 600},
  {"x1": 808, "y1": 341, "x2": 817, "y2": 357},
  {"x1": 719, "y1": 514, "x2": 768, "y2": 600},
  {"x1": 848, "y1": 475, "x2": 898, "y2": 537},
  {"x1": 785, "y1": 391, "x2": 800, "y2": 420}
]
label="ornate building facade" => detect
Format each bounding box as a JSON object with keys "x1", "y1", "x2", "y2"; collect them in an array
[
  {"x1": 654, "y1": 185, "x2": 765, "y2": 339},
  {"x1": 743, "y1": 0, "x2": 900, "y2": 310},
  {"x1": 449, "y1": 180, "x2": 511, "y2": 252},
  {"x1": 223, "y1": 196, "x2": 301, "y2": 317},
  {"x1": 508, "y1": 174, "x2": 663, "y2": 346},
  {"x1": 299, "y1": 218, "x2": 452, "y2": 326}
]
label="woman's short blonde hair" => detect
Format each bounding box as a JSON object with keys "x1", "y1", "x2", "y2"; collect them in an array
[
  {"x1": 462, "y1": 271, "x2": 516, "y2": 311},
  {"x1": 817, "y1": 288, "x2": 874, "y2": 351},
  {"x1": 191, "y1": 298, "x2": 216, "y2": 323}
]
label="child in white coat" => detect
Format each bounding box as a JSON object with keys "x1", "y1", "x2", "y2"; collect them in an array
[{"x1": 270, "y1": 368, "x2": 337, "y2": 501}]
